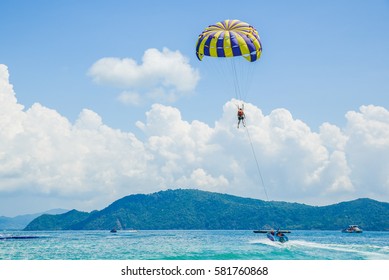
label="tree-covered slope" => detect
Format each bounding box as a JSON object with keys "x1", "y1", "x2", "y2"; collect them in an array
[{"x1": 24, "y1": 189, "x2": 389, "y2": 231}]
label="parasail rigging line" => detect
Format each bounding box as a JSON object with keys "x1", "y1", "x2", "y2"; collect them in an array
[
  {"x1": 231, "y1": 60, "x2": 242, "y2": 101},
  {"x1": 244, "y1": 124, "x2": 269, "y2": 202}
]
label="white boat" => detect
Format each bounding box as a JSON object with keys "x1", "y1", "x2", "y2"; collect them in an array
[{"x1": 342, "y1": 225, "x2": 363, "y2": 233}]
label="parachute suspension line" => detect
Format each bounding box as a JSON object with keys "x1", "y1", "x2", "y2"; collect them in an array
[
  {"x1": 244, "y1": 126, "x2": 269, "y2": 201},
  {"x1": 231, "y1": 59, "x2": 243, "y2": 101},
  {"x1": 230, "y1": 58, "x2": 256, "y2": 103}
]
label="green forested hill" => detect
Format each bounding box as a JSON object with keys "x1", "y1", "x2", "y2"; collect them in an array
[
  {"x1": 0, "y1": 209, "x2": 68, "y2": 230},
  {"x1": 24, "y1": 189, "x2": 389, "y2": 231},
  {"x1": 24, "y1": 209, "x2": 90, "y2": 230}
]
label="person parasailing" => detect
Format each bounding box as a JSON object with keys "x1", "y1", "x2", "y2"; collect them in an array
[{"x1": 237, "y1": 104, "x2": 246, "y2": 128}]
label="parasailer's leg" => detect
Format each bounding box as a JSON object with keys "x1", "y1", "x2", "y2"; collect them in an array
[{"x1": 237, "y1": 116, "x2": 246, "y2": 129}]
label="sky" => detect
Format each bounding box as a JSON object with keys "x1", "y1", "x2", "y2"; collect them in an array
[{"x1": 0, "y1": 0, "x2": 389, "y2": 216}]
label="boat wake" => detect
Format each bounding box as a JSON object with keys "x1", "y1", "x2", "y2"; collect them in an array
[
  {"x1": 287, "y1": 240, "x2": 389, "y2": 259},
  {"x1": 249, "y1": 238, "x2": 389, "y2": 259},
  {"x1": 249, "y1": 238, "x2": 289, "y2": 247}
]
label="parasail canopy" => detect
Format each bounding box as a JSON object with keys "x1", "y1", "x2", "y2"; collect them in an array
[{"x1": 196, "y1": 19, "x2": 262, "y2": 62}]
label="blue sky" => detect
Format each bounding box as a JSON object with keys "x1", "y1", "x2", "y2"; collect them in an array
[
  {"x1": 3, "y1": 0, "x2": 388, "y2": 129},
  {"x1": 1, "y1": 0, "x2": 389, "y2": 216}
]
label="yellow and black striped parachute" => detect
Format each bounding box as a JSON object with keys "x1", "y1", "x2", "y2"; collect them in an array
[{"x1": 196, "y1": 19, "x2": 262, "y2": 62}]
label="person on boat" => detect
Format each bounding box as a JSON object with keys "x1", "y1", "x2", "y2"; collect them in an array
[
  {"x1": 237, "y1": 106, "x2": 245, "y2": 128},
  {"x1": 276, "y1": 231, "x2": 284, "y2": 237}
]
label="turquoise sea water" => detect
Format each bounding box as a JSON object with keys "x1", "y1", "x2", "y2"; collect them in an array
[{"x1": 1, "y1": 230, "x2": 388, "y2": 260}]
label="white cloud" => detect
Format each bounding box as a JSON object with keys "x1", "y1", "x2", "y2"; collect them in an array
[
  {"x1": 1, "y1": 64, "x2": 389, "y2": 215},
  {"x1": 177, "y1": 168, "x2": 229, "y2": 191},
  {"x1": 88, "y1": 48, "x2": 200, "y2": 104},
  {"x1": 343, "y1": 105, "x2": 389, "y2": 198},
  {"x1": 117, "y1": 91, "x2": 142, "y2": 106}
]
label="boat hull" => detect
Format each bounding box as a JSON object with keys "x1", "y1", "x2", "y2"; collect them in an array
[
  {"x1": 342, "y1": 229, "x2": 363, "y2": 233},
  {"x1": 267, "y1": 232, "x2": 288, "y2": 243}
]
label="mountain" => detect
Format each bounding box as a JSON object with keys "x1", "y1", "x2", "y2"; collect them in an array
[
  {"x1": 23, "y1": 209, "x2": 90, "y2": 231},
  {"x1": 0, "y1": 209, "x2": 68, "y2": 230},
  {"x1": 24, "y1": 189, "x2": 389, "y2": 231}
]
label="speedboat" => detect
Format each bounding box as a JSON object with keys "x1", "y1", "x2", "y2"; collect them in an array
[
  {"x1": 254, "y1": 229, "x2": 290, "y2": 243},
  {"x1": 342, "y1": 225, "x2": 363, "y2": 233},
  {"x1": 267, "y1": 230, "x2": 289, "y2": 243}
]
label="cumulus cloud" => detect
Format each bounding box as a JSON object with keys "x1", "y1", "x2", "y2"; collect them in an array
[
  {"x1": 117, "y1": 91, "x2": 142, "y2": 106},
  {"x1": 343, "y1": 105, "x2": 389, "y2": 198},
  {"x1": 88, "y1": 48, "x2": 200, "y2": 104},
  {"x1": 1, "y1": 65, "x2": 153, "y2": 210},
  {"x1": 1, "y1": 64, "x2": 389, "y2": 215}
]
